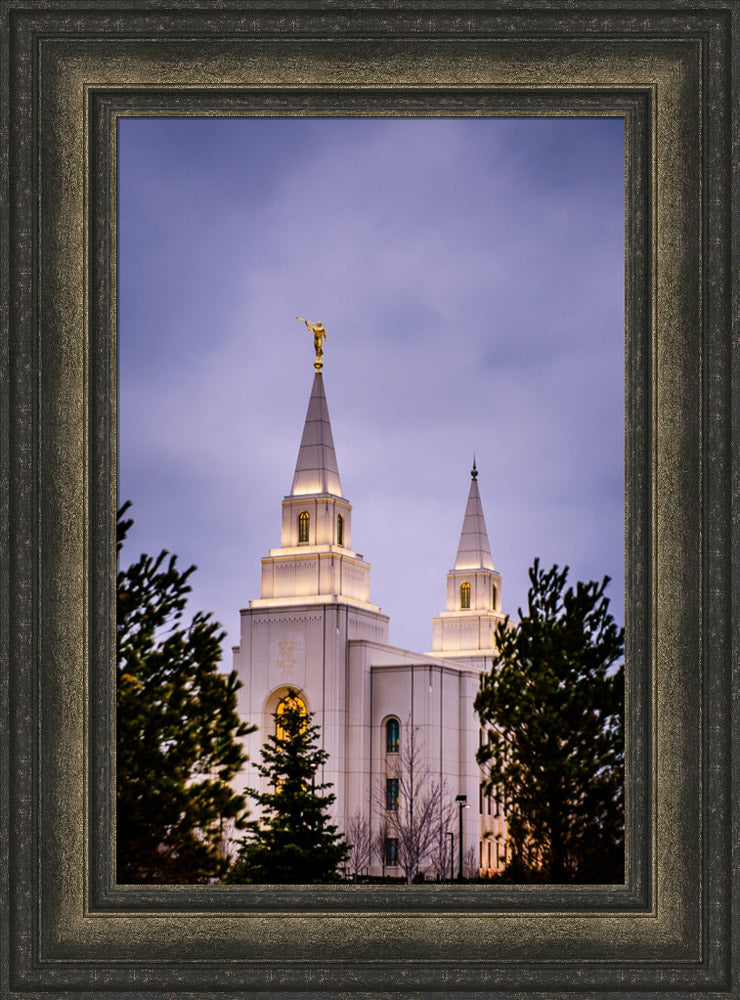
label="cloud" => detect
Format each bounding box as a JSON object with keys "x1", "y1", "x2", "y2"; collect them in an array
[{"x1": 118, "y1": 116, "x2": 626, "y2": 656}]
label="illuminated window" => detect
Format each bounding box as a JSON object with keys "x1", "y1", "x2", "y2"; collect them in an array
[
  {"x1": 298, "y1": 511, "x2": 309, "y2": 543},
  {"x1": 492, "y1": 583, "x2": 497, "y2": 609},
  {"x1": 386, "y1": 718, "x2": 400, "y2": 753},
  {"x1": 337, "y1": 513, "x2": 344, "y2": 546},
  {"x1": 275, "y1": 693, "x2": 307, "y2": 741},
  {"x1": 460, "y1": 581, "x2": 471, "y2": 609},
  {"x1": 386, "y1": 778, "x2": 399, "y2": 811},
  {"x1": 385, "y1": 837, "x2": 399, "y2": 866}
]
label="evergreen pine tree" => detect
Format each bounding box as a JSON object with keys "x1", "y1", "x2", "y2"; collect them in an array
[
  {"x1": 117, "y1": 501, "x2": 255, "y2": 883},
  {"x1": 228, "y1": 692, "x2": 348, "y2": 883},
  {"x1": 475, "y1": 558, "x2": 624, "y2": 883}
]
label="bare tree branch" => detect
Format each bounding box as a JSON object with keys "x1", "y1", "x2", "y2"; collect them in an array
[
  {"x1": 376, "y1": 722, "x2": 456, "y2": 884},
  {"x1": 345, "y1": 811, "x2": 373, "y2": 877}
]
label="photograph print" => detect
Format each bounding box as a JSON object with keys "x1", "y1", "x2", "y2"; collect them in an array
[{"x1": 116, "y1": 115, "x2": 626, "y2": 886}]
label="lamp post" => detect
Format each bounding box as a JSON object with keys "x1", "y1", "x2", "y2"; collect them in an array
[
  {"x1": 446, "y1": 831, "x2": 454, "y2": 883},
  {"x1": 455, "y1": 794, "x2": 468, "y2": 881}
]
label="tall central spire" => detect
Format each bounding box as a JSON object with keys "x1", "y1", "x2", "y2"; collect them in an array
[
  {"x1": 251, "y1": 349, "x2": 381, "y2": 615},
  {"x1": 290, "y1": 372, "x2": 342, "y2": 497},
  {"x1": 454, "y1": 459, "x2": 494, "y2": 570}
]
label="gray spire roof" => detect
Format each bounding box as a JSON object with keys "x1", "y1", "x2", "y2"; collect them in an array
[
  {"x1": 454, "y1": 462, "x2": 494, "y2": 570},
  {"x1": 290, "y1": 372, "x2": 343, "y2": 497}
]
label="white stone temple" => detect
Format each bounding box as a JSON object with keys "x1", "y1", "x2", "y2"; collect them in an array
[{"x1": 232, "y1": 355, "x2": 509, "y2": 879}]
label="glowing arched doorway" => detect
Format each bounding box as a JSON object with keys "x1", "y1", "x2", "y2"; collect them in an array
[{"x1": 275, "y1": 692, "x2": 307, "y2": 741}]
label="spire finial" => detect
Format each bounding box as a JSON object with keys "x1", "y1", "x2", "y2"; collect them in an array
[
  {"x1": 297, "y1": 316, "x2": 327, "y2": 372},
  {"x1": 471, "y1": 455, "x2": 478, "y2": 480}
]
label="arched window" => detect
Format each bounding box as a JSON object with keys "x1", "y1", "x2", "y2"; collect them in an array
[
  {"x1": 386, "y1": 718, "x2": 400, "y2": 754},
  {"x1": 275, "y1": 693, "x2": 307, "y2": 741},
  {"x1": 460, "y1": 581, "x2": 471, "y2": 609},
  {"x1": 492, "y1": 583, "x2": 497, "y2": 610},
  {"x1": 337, "y1": 513, "x2": 344, "y2": 546},
  {"x1": 298, "y1": 511, "x2": 309, "y2": 543}
]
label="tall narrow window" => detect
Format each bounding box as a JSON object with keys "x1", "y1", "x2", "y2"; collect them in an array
[
  {"x1": 298, "y1": 510, "x2": 309, "y2": 543},
  {"x1": 492, "y1": 583, "x2": 497, "y2": 610},
  {"x1": 386, "y1": 718, "x2": 400, "y2": 754},
  {"x1": 385, "y1": 837, "x2": 399, "y2": 867},
  {"x1": 337, "y1": 513, "x2": 344, "y2": 546},
  {"x1": 460, "y1": 581, "x2": 471, "y2": 609},
  {"x1": 386, "y1": 777, "x2": 399, "y2": 811}
]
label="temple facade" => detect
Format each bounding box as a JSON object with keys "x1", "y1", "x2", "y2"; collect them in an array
[{"x1": 232, "y1": 359, "x2": 509, "y2": 879}]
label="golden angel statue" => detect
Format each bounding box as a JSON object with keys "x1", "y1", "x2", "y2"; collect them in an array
[{"x1": 297, "y1": 317, "x2": 327, "y2": 371}]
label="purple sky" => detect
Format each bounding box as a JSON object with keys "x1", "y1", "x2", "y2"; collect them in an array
[{"x1": 118, "y1": 116, "x2": 625, "y2": 661}]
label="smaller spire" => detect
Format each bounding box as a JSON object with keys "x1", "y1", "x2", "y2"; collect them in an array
[{"x1": 454, "y1": 462, "x2": 494, "y2": 571}]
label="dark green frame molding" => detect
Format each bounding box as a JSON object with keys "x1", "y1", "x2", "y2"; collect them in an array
[{"x1": 1, "y1": 2, "x2": 737, "y2": 997}]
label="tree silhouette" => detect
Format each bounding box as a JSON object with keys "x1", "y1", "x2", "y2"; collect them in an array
[
  {"x1": 116, "y1": 502, "x2": 255, "y2": 883},
  {"x1": 228, "y1": 692, "x2": 348, "y2": 883},
  {"x1": 475, "y1": 559, "x2": 624, "y2": 883}
]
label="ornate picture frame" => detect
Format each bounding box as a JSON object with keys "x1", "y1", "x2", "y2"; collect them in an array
[{"x1": 2, "y1": 2, "x2": 737, "y2": 996}]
